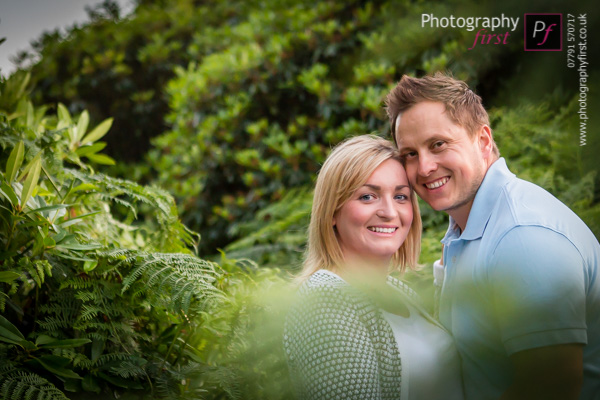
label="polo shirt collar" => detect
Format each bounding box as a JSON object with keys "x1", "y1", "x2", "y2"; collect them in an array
[{"x1": 442, "y1": 157, "x2": 514, "y2": 243}]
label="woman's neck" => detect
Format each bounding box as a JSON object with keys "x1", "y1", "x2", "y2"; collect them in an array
[{"x1": 335, "y1": 257, "x2": 390, "y2": 285}]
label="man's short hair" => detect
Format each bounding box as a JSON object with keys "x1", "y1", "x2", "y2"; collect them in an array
[{"x1": 385, "y1": 72, "x2": 498, "y2": 156}]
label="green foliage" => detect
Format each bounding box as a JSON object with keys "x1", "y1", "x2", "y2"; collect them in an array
[
  {"x1": 17, "y1": 0, "x2": 599, "y2": 256},
  {"x1": 0, "y1": 72, "x2": 248, "y2": 399},
  {"x1": 5, "y1": 0, "x2": 599, "y2": 398},
  {"x1": 0, "y1": 367, "x2": 70, "y2": 400},
  {"x1": 224, "y1": 187, "x2": 312, "y2": 270},
  {"x1": 183, "y1": 257, "x2": 295, "y2": 400},
  {"x1": 147, "y1": 0, "x2": 599, "y2": 255}
]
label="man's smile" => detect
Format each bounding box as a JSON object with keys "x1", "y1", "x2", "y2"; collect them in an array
[{"x1": 424, "y1": 177, "x2": 449, "y2": 190}]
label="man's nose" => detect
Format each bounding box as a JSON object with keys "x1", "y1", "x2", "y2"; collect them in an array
[{"x1": 418, "y1": 153, "x2": 437, "y2": 176}]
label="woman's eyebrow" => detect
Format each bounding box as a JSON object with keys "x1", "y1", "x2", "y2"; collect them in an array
[{"x1": 362, "y1": 184, "x2": 409, "y2": 190}]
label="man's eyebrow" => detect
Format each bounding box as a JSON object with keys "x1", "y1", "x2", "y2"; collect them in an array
[{"x1": 398, "y1": 135, "x2": 448, "y2": 150}]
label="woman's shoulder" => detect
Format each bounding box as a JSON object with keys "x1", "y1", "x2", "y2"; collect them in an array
[
  {"x1": 294, "y1": 269, "x2": 356, "y2": 306},
  {"x1": 386, "y1": 275, "x2": 420, "y2": 300},
  {"x1": 285, "y1": 270, "x2": 377, "y2": 350},
  {"x1": 300, "y1": 269, "x2": 347, "y2": 290}
]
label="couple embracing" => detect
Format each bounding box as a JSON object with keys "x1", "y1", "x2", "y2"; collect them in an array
[{"x1": 284, "y1": 73, "x2": 600, "y2": 400}]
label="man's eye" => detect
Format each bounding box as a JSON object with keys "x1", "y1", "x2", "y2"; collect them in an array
[
  {"x1": 432, "y1": 141, "x2": 445, "y2": 149},
  {"x1": 403, "y1": 151, "x2": 417, "y2": 159}
]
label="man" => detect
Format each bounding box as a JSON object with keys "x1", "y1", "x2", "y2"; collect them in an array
[{"x1": 385, "y1": 72, "x2": 600, "y2": 400}]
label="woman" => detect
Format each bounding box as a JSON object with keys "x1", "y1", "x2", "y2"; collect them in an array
[{"x1": 283, "y1": 135, "x2": 464, "y2": 400}]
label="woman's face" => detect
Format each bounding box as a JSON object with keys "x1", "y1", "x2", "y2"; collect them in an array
[{"x1": 333, "y1": 159, "x2": 413, "y2": 266}]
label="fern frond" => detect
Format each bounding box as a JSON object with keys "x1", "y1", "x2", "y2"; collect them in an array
[
  {"x1": 79, "y1": 304, "x2": 102, "y2": 321},
  {"x1": 37, "y1": 316, "x2": 71, "y2": 332},
  {"x1": 59, "y1": 276, "x2": 94, "y2": 290},
  {"x1": 0, "y1": 370, "x2": 68, "y2": 400},
  {"x1": 0, "y1": 290, "x2": 7, "y2": 312},
  {"x1": 109, "y1": 358, "x2": 147, "y2": 379},
  {"x1": 121, "y1": 252, "x2": 223, "y2": 314},
  {"x1": 17, "y1": 258, "x2": 53, "y2": 287},
  {"x1": 65, "y1": 168, "x2": 175, "y2": 220},
  {"x1": 92, "y1": 352, "x2": 137, "y2": 366}
]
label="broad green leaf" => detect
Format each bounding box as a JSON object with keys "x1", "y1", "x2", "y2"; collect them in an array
[
  {"x1": 20, "y1": 157, "x2": 42, "y2": 208},
  {"x1": 25, "y1": 204, "x2": 70, "y2": 214},
  {"x1": 35, "y1": 355, "x2": 83, "y2": 379},
  {"x1": 82, "y1": 374, "x2": 102, "y2": 393},
  {"x1": 16, "y1": 150, "x2": 42, "y2": 181},
  {"x1": 0, "y1": 271, "x2": 20, "y2": 284},
  {"x1": 38, "y1": 337, "x2": 91, "y2": 349},
  {"x1": 26, "y1": 102, "x2": 34, "y2": 128},
  {"x1": 71, "y1": 183, "x2": 100, "y2": 192},
  {"x1": 63, "y1": 380, "x2": 81, "y2": 392},
  {"x1": 0, "y1": 315, "x2": 25, "y2": 345},
  {"x1": 58, "y1": 211, "x2": 101, "y2": 227},
  {"x1": 91, "y1": 339, "x2": 105, "y2": 362},
  {"x1": 0, "y1": 182, "x2": 19, "y2": 206},
  {"x1": 6, "y1": 110, "x2": 25, "y2": 121},
  {"x1": 83, "y1": 260, "x2": 98, "y2": 272},
  {"x1": 35, "y1": 335, "x2": 56, "y2": 345},
  {"x1": 76, "y1": 110, "x2": 90, "y2": 141},
  {"x1": 5, "y1": 141, "x2": 24, "y2": 183},
  {"x1": 75, "y1": 142, "x2": 107, "y2": 156},
  {"x1": 86, "y1": 153, "x2": 116, "y2": 165},
  {"x1": 53, "y1": 229, "x2": 68, "y2": 244},
  {"x1": 57, "y1": 103, "x2": 72, "y2": 124},
  {"x1": 16, "y1": 71, "x2": 30, "y2": 98},
  {"x1": 98, "y1": 372, "x2": 143, "y2": 389},
  {"x1": 40, "y1": 164, "x2": 60, "y2": 196},
  {"x1": 43, "y1": 236, "x2": 56, "y2": 248},
  {"x1": 56, "y1": 119, "x2": 69, "y2": 131},
  {"x1": 56, "y1": 242, "x2": 102, "y2": 251},
  {"x1": 54, "y1": 253, "x2": 96, "y2": 263},
  {"x1": 81, "y1": 118, "x2": 113, "y2": 144},
  {"x1": 34, "y1": 187, "x2": 54, "y2": 197}
]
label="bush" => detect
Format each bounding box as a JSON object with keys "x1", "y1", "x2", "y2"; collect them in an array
[{"x1": 0, "y1": 72, "x2": 291, "y2": 399}]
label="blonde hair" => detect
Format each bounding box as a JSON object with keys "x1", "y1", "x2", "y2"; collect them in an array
[
  {"x1": 385, "y1": 72, "x2": 499, "y2": 157},
  {"x1": 297, "y1": 135, "x2": 422, "y2": 282}
]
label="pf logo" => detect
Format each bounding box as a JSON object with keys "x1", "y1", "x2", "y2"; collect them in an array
[{"x1": 524, "y1": 14, "x2": 562, "y2": 51}]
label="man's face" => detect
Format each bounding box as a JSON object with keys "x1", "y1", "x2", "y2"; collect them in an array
[{"x1": 395, "y1": 101, "x2": 487, "y2": 226}]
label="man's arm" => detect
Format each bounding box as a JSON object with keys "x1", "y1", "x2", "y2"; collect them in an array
[
  {"x1": 499, "y1": 344, "x2": 583, "y2": 400},
  {"x1": 489, "y1": 226, "x2": 588, "y2": 399}
]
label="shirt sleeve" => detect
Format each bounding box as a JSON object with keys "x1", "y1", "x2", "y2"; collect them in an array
[
  {"x1": 283, "y1": 285, "x2": 383, "y2": 400},
  {"x1": 488, "y1": 225, "x2": 587, "y2": 355}
]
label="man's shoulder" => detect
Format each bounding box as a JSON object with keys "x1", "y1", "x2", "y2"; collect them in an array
[
  {"x1": 490, "y1": 175, "x2": 589, "y2": 238},
  {"x1": 481, "y1": 172, "x2": 598, "y2": 260}
]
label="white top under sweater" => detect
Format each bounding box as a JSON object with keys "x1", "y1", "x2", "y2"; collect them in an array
[{"x1": 383, "y1": 304, "x2": 464, "y2": 400}]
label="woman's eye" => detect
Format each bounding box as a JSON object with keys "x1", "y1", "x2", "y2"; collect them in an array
[
  {"x1": 359, "y1": 194, "x2": 374, "y2": 201},
  {"x1": 395, "y1": 194, "x2": 408, "y2": 201}
]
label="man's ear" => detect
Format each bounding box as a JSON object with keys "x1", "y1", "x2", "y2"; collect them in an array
[{"x1": 477, "y1": 125, "x2": 494, "y2": 159}]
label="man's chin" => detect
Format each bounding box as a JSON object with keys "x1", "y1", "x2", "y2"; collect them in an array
[{"x1": 415, "y1": 192, "x2": 450, "y2": 211}]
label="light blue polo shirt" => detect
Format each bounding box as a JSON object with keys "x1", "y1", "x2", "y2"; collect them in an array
[{"x1": 439, "y1": 158, "x2": 600, "y2": 400}]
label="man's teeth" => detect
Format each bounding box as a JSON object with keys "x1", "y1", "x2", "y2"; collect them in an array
[
  {"x1": 368, "y1": 227, "x2": 397, "y2": 233},
  {"x1": 425, "y1": 177, "x2": 449, "y2": 189}
]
